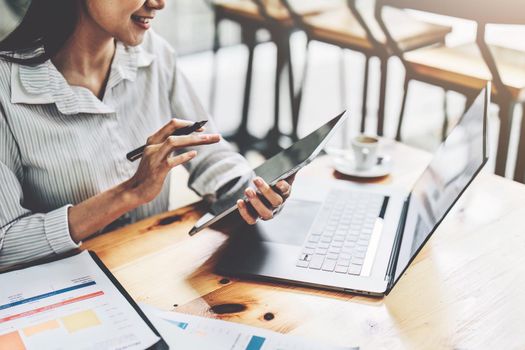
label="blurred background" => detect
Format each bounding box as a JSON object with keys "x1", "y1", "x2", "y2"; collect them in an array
[
  {"x1": 3, "y1": 0, "x2": 525, "y2": 207},
  {"x1": 152, "y1": 0, "x2": 525, "y2": 207}
]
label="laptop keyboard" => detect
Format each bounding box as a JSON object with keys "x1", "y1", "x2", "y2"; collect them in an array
[{"x1": 296, "y1": 190, "x2": 384, "y2": 275}]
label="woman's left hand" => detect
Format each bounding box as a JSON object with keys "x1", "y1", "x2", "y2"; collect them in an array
[{"x1": 236, "y1": 175, "x2": 295, "y2": 225}]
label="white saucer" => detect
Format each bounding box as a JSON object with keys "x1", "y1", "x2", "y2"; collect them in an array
[{"x1": 333, "y1": 155, "x2": 392, "y2": 178}]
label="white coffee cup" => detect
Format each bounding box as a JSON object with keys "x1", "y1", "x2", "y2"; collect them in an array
[{"x1": 351, "y1": 135, "x2": 379, "y2": 171}]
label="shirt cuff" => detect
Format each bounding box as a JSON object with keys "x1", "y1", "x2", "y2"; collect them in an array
[
  {"x1": 209, "y1": 170, "x2": 255, "y2": 214},
  {"x1": 44, "y1": 205, "x2": 80, "y2": 254}
]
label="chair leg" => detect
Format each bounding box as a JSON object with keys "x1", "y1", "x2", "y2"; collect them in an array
[
  {"x1": 377, "y1": 58, "x2": 389, "y2": 136},
  {"x1": 513, "y1": 103, "x2": 525, "y2": 182},
  {"x1": 239, "y1": 27, "x2": 256, "y2": 133},
  {"x1": 209, "y1": 15, "x2": 221, "y2": 114},
  {"x1": 286, "y1": 34, "x2": 299, "y2": 142},
  {"x1": 442, "y1": 89, "x2": 449, "y2": 141},
  {"x1": 361, "y1": 56, "x2": 370, "y2": 133},
  {"x1": 264, "y1": 36, "x2": 288, "y2": 157},
  {"x1": 292, "y1": 39, "x2": 311, "y2": 139},
  {"x1": 464, "y1": 91, "x2": 478, "y2": 112},
  {"x1": 339, "y1": 49, "x2": 349, "y2": 147},
  {"x1": 339, "y1": 49, "x2": 348, "y2": 112},
  {"x1": 495, "y1": 101, "x2": 516, "y2": 177},
  {"x1": 396, "y1": 78, "x2": 410, "y2": 141}
]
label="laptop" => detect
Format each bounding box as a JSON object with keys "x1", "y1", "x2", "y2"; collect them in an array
[{"x1": 217, "y1": 86, "x2": 489, "y2": 296}]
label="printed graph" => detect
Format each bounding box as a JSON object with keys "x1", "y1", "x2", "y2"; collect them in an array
[
  {"x1": 165, "y1": 319, "x2": 188, "y2": 330},
  {"x1": 23, "y1": 320, "x2": 60, "y2": 337},
  {"x1": 61, "y1": 309, "x2": 101, "y2": 333},
  {"x1": 0, "y1": 331, "x2": 25, "y2": 350}
]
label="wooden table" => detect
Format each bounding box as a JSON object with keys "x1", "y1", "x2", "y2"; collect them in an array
[{"x1": 82, "y1": 141, "x2": 525, "y2": 349}]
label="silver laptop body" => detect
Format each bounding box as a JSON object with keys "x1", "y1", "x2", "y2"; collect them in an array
[{"x1": 217, "y1": 86, "x2": 489, "y2": 296}]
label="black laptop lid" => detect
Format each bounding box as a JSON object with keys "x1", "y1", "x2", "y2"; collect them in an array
[{"x1": 388, "y1": 87, "x2": 489, "y2": 291}]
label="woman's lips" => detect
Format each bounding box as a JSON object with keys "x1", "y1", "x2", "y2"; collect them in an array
[{"x1": 131, "y1": 15, "x2": 152, "y2": 30}]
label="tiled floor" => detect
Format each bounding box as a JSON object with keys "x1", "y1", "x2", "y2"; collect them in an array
[{"x1": 156, "y1": 4, "x2": 525, "y2": 209}]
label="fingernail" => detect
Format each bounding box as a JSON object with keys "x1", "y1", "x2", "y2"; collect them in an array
[
  {"x1": 199, "y1": 135, "x2": 209, "y2": 140},
  {"x1": 189, "y1": 151, "x2": 197, "y2": 157},
  {"x1": 245, "y1": 189, "x2": 255, "y2": 198},
  {"x1": 278, "y1": 183, "x2": 286, "y2": 191},
  {"x1": 237, "y1": 199, "x2": 244, "y2": 207},
  {"x1": 254, "y1": 177, "x2": 263, "y2": 186}
]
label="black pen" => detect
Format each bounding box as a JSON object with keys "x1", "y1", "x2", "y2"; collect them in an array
[{"x1": 126, "y1": 120, "x2": 208, "y2": 162}]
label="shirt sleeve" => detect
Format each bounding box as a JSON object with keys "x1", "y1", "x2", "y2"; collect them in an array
[
  {"x1": 0, "y1": 109, "x2": 79, "y2": 270},
  {"x1": 169, "y1": 58, "x2": 255, "y2": 212}
]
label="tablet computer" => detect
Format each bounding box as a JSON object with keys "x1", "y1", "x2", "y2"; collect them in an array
[{"x1": 189, "y1": 111, "x2": 348, "y2": 236}]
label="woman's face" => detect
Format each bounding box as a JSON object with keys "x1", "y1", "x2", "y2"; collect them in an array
[{"x1": 83, "y1": 0, "x2": 166, "y2": 46}]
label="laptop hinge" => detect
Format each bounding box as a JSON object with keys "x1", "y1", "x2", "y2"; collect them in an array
[{"x1": 384, "y1": 195, "x2": 411, "y2": 292}]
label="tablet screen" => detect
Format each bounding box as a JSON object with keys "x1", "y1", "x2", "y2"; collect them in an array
[
  {"x1": 192, "y1": 111, "x2": 347, "y2": 235},
  {"x1": 254, "y1": 111, "x2": 346, "y2": 184}
]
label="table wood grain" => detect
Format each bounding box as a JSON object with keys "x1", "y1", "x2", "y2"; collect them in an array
[{"x1": 82, "y1": 141, "x2": 525, "y2": 349}]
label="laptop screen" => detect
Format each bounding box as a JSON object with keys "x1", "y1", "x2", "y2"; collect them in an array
[{"x1": 390, "y1": 88, "x2": 489, "y2": 287}]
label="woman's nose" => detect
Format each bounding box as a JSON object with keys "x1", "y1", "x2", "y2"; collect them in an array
[{"x1": 146, "y1": 0, "x2": 165, "y2": 10}]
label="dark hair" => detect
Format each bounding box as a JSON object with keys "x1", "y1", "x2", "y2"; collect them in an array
[{"x1": 0, "y1": 0, "x2": 79, "y2": 65}]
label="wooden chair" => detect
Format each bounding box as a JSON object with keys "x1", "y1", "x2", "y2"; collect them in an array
[
  {"x1": 280, "y1": 0, "x2": 451, "y2": 137},
  {"x1": 375, "y1": 0, "x2": 525, "y2": 179},
  {"x1": 204, "y1": 0, "x2": 335, "y2": 155}
]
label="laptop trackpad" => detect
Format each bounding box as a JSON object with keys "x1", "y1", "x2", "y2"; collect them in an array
[{"x1": 254, "y1": 199, "x2": 321, "y2": 246}]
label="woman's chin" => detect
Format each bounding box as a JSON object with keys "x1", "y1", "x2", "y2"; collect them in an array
[{"x1": 119, "y1": 32, "x2": 146, "y2": 47}]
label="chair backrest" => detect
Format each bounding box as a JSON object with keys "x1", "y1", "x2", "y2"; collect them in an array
[
  {"x1": 252, "y1": 0, "x2": 292, "y2": 27},
  {"x1": 277, "y1": 0, "x2": 303, "y2": 25},
  {"x1": 377, "y1": 0, "x2": 525, "y2": 25},
  {"x1": 375, "y1": 0, "x2": 525, "y2": 99},
  {"x1": 279, "y1": 0, "x2": 386, "y2": 53}
]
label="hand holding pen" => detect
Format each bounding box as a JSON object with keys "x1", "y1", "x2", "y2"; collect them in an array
[
  {"x1": 127, "y1": 120, "x2": 209, "y2": 161},
  {"x1": 123, "y1": 119, "x2": 219, "y2": 205}
]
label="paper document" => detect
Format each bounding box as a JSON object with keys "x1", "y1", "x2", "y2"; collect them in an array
[
  {"x1": 0, "y1": 251, "x2": 160, "y2": 350},
  {"x1": 140, "y1": 303, "x2": 358, "y2": 350}
]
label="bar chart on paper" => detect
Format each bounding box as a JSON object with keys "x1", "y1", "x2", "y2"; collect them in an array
[
  {"x1": 0, "y1": 252, "x2": 159, "y2": 350},
  {"x1": 162, "y1": 318, "x2": 271, "y2": 350},
  {"x1": 141, "y1": 304, "x2": 356, "y2": 350}
]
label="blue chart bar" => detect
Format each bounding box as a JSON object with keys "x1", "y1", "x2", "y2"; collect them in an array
[
  {"x1": 246, "y1": 335, "x2": 266, "y2": 350},
  {"x1": 165, "y1": 319, "x2": 189, "y2": 330},
  {"x1": 0, "y1": 281, "x2": 96, "y2": 310}
]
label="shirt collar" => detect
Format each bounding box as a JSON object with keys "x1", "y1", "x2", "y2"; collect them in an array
[{"x1": 11, "y1": 41, "x2": 155, "y2": 115}]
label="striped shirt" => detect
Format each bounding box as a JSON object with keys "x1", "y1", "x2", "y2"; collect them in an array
[{"x1": 0, "y1": 31, "x2": 253, "y2": 270}]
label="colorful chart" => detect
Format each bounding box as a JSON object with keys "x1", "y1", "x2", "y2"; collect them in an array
[
  {"x1": 23, "y1": 320, "x2": 60, "y2": 337},
  {"x1": 61, "y1": 310, "x2": 101, "y2": 333},
  {"x1": 246, "y1": 336, "x2": 266, "y2": 350},
  {"x1": 0, "y1": 252, "x2": 160, "y2": 350},
  {"x1": 165, "y1": 319, "x2": 188, "y2": 330},
  {"x1": 140, "y1": 303, "x2": 355, "y2": 350},
  {"x1": 0, "y1": 331, "x2": 25, "y2": 350}
]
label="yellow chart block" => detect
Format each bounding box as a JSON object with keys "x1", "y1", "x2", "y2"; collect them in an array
[
  {"x1": 61, "y1": 309, "x2": 101, "y2": 333},
  {"x1": 23, "y1": 319, "x2": 60, "y2": 337},
  {"x1": 0, "y1": 331, "x2": 26, "y2": 350}
]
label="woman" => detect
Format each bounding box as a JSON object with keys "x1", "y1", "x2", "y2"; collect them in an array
[{"x1": 0, "y1": 0, "x2": 293, "y2": 269}]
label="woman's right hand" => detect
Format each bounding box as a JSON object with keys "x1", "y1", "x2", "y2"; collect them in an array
[{"x1": 124, "y1": 119, "x2": 220, "y2": 205}]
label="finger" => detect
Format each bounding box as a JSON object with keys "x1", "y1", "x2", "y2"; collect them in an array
[
  {"x1": 147, "y1": 119, "x2": 194, "y2": 145},
  {"x1": 275, "y1": 180, "x2": 291, "y2": 198},
  {"x1": 167, "y1": 150, "x2": 198, "y2": 168},
  {"x1": 160, "y1": 134, "x2": 221, "y2": 158},
  {"x1": 253, "y1": 177, "x2": 283, "y2": 208},
  {"x1": 285, "y1": 173, "x2": 296, "y2": 185},
  {"x1": 245, "y1": 188, "x2": 273, "y2": 221},
  {"x1": 141, "y1": 143, "x2": 163, "y2": 159},
  {"x1": 237, "y1": 200, "x2": 257, "y2": 225}
]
